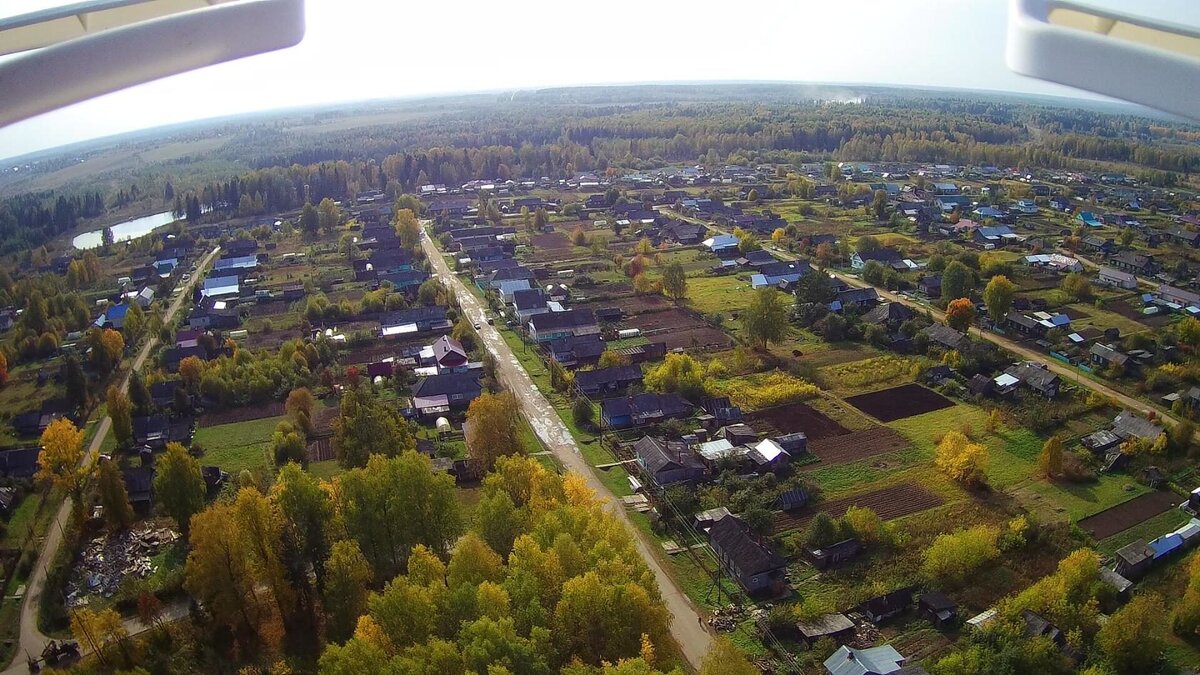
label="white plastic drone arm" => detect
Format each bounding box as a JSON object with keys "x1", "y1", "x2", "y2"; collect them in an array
[
  {"x1": 0, "y1": 0, "x2": 305, "y2": 128},
  {"x1": 1007, "y1": 0, "x2": 1200, "y2": 120}
]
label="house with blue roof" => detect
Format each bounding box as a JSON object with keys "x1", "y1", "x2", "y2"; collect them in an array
[
  {"x1": 201, "y1": 275, "x2": 241, "y2": 299},
  {"x1": 972, "y1": 225, "x2": 1022, "y2": 248},
  {"x1": 1077, "y1": 211, "x2": 1103, "y2": 227},
  {"x1": 213, "y1": 255, "x2": 259, "y2": 274},
  {"x1": 94, "y1": 302, "x2": 130, "y2": 329},
  {"x1": 972, "y1": 206, "x2": 1005, "y2": 220},
  {"x1": 935, "y1": 195, "x2": 971, "y2": 213},
  {"x1": 1013, "y1": 199, "x2": 1040, "y2": 215},
  {"x1": 704, "y1": 234, "x2": 739, "y2": 255}
]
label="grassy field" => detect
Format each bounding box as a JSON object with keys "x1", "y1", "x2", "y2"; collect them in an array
[
  {"x1": 685, "y1": 275, "x2": 759, "y2": 317},
  {"x1": 192, "y1": 415, "x2": 283, "y2": 474}
]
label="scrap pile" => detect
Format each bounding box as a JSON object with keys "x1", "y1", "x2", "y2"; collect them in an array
[
  {"x1": 707, "y1": 603, "x2": 746, "y2": 632},
  {"x1": 66, "y1": 522, "x2": 179, "y2": 606}
]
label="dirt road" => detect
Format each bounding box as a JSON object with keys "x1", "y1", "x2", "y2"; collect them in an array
[
  {"x1": 3, "y1": 247, "x2": 220, "y2": 675},
  {"x1": 420, "y1": 232, "x2": 714, "y2": 669}
]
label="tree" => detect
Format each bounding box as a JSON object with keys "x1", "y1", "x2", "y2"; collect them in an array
[
  {"x1": 178, "y1": 355, "x2": 204, "y2": 389},
  {"x1": 318, "y1": 198, "x2": 341, "y2": 233},
  {"x1": 336, "y1": 452, "x2": 463, "y2": 579},
  {"x1": 64, "y1": 354, "x2": 88, "y2": 410},
  {"x1": 746, "y1": 189, "x2": 759, "y2": 203},
  {"x1": 740, "y1": 287, "x2": 789, "y2": 350},
  {"x1": 554, "y1": 571, "x2": 669, "y2": 666},
  {"x1": 106, "y1": 386, "x2": 133, "y2": 448},
  {"x1": 842, "y1": 505, "x2": 886, "y2": 545},
  {"x1": 983, "y1": 275, "x2": 1016, "y2": 322},
  {"x1": 921, "y1": 525, "x2": 1000, "y2": 585},
  {"x1": 128, "y1": 370, "x2": 151, "y2": 416},
  {"x1": 1038, "y1": 435, "x2": 1065, "y2": 478},
  {"x1": 272, "y1": 420, "x2": 308, "y2": 467},
  {"x1": 533, "y1": 207, "x2": 549, "y2": 232},
  {"x1": 855, "y1": 235, "x2": 881, "y2": 254},
  {"x1": 153, "y1": 442, "x2": 207, "y2": 538},
  {"x1": 1097, "y1": 593, "x2": 1162, "y2": 672},
  {"x1": 96, "y1": 458, "x2": 134, "y2": 530},
  {"x1": 935, "y1": 431, "x2": 987, "y2": 486},
  {"x1": 941, "y1": 261, "x2": 974, "y2": 303},
  {"x1": 794, "y1": 271, "x2": 834, "y2": 305},
  {"x1": 662, "y1": 262, "x2": 687, "y2": 303},
  {"x1": 71, "y1": 606, "x2": 130, "y2": 668},
  {"x1": 232, "y1": 487, "x2": 297, "y2": 630},
  {"x1": 37, "y1": 418, "x2": 89, "y2": 504},
  {"x1": 872, "y1": 189, "x2": 887, "y2": 220},
  {"x1": 1119, "y1": 227, "x2": 1136, "y2": 248},
  {"x1": 597, "y1": 351, "x2": 632, "y2": 369},
  {"x1": 185, "y1": 502, "x2": 263, "y2": 639},
  {"x1": 448, "y1": 533, "x2": 505, "y2": 588},
  {"x1": 803, "y1": 512, "x2": 842, "y2": 549},
  {"x1": 945, "y1": 298, "x2": 976, "y2": 332},
  {"x1": 394, "y1": 208, "x2": 422, "y2": 252},
  {"x1": 465, "y1": 391, "x2": 522, "y2": 472},
  {"x1": 644, "y1": 353, "x2": 706, "y2": 400},
  {"x1": 333, "y1": 387, "x2": 415, "y2": 468},
  {"x1": 90, "y1": 328, "x2": 125, "y2": 372},
  {"x1": 1178, "y1": 316, "x2": 1200, "y2": 348},
  {"x1": 324, "y1": 539, "x2": 372, "y2": 643},
  {"x1": 273, "y1": 463, "x2": 332, "y2": 589},
  {"x1": 1171, "y1": 419, "x2": 1196, "y2": 454},
  {"x1": 698, "y1": 639, "x2": 758, "y2": 675},
  {"x1": 300, "y1": 201, "x2": 319, "y2": 237},
  {"x1": 0, "y1": 351, "x2": 9, "y2": 387},
  {"x1": 1061, "y1": 272, "x2": 1093, "y2": 301},
  {"x1": 571, "y1": 397, "x2": 595, "y2": 428},
  {"x1": 285, "y1": 387, "x2": 316, "y2": 436}
]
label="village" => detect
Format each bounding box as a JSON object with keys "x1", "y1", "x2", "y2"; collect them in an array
[{"x1": 1, "y1": 147, "x2": 1200, "y2": 674}]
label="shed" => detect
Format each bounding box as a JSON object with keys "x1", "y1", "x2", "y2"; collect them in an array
[{"x1": 796, "y1": 613, "x2": 855, "y2": 647}]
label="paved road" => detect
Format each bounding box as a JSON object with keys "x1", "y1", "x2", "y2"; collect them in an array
[
  {"x1": 420, "y1": 232, "x2": 714, "y2": 669},
  {"x1": 4, "y1": 247, "x2": 220, "y2": 674}
]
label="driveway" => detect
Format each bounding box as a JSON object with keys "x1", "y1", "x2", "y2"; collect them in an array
[
  {"x1": 4, "y1": 246, "x2": 220, "y2": 675},
  {"x1": 420, "y1": 232, "x2": 714, "y2": 668}
]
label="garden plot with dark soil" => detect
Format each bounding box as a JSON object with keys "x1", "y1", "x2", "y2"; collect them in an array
[
  {"x1": 1076, "y1": 490, "x2": 1180, "y2": 540},
  {"x1": 747, "y1": 401, "x2": 850, "y2": 441},
  {"x1": 625, "y1": 308, "x2": 732, "y2": 350},
  {"x1": 845, "y1": 383, "x2": 954, "y2": 422},
  {"x1": 772, "y1": 481, "x2": 944, "y2": 534},
  {"x1": 806, "y1": 427, "x2": 911, "y2": 466}
]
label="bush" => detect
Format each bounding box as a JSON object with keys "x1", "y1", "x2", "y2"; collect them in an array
[{"x1": 708, "y1": 372, "x2": 820, "y2": 411}]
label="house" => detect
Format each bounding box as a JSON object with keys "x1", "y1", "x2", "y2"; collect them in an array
[
  {"x1": 698, "y1": 396, "x2": 744, "y2": 427},
  {"x1": 133, "y1": 287, "x2": 155, "y2": 309},
  {"x1": 94, "y1": 302, "x2": 130, "y2": 329},
  {"x1": 575, "y1": 365, "x2": 643, "y2": 396},
  {"x1": 831, "y1": 287, "x2": 880, "y2": 312},
  {"x1": 1081, "y1": 235, "x2": 1115, "y2": 255},
  {"x1": 923, "y1": 324, "x2": 966, "y2": 350},
  {"x1": 511, "y1": 289, "x2": 549, "y2": 321},
  {"x1": 1022, "y1": 253, "x2": 1083, "y2": 273},
  {"x1": 708, "y1": 514, "x2": 787, "y2": 594},
  {"x1": 1169, "y1": 228, "x2": 1200, "y2": 248},
  {"x1": 703, "y1": 234, "x2": 740, "y2": 255},
  {"x1": 917, "y1": 275, "x2": 941, "y2": 298},
  {"x1": 411, "y1": 372, "x2": 482, "y2": 415},
  {"x1": 751, "y1": 261, "x2": 810, "y2": 289},
  {"x1": 528, "y1": 309, "x2": 598, "y2": 342},
  {"x1": 1098, "y1": 267, "x2": 1137, "y2": 289},
  {"x1": 1112, "y1": 410, "x2": 1164, "y2": 441},
  {"x1": 824, "y1": 645, "x2": 906, "y2": 675},
  {"x1": 1081, "y1": 429, "x2": 1122, "y2": 453},
  {"x1": 1013, "y1": 199, "x2": 1040, "y2": 215},
  {"x1": 933, "y1": 183, "x2": 960, "y2": 195},
  {"x1": 809, "y1": 538, "x2": 861, "y2": 570},
  {"x1": 1020, "y1": 610, "x2": 1063, "y2": 646},
  {"x1": 935, "y1": 195, "x2": 971, "y2": 213},
  {"x1": 1158, "y1": 284, "x2": 1200, "y2": 307},
  {"x1": 0, "y1": 447, "x2": 39, "y2": 478},
  {"x1": 1109, "y1": 251, "x2": 1158, "y2": 276},
  {"x1": 1049, "y1": 196, "x2": 1072, "y2": 211},
  {"x1": 1077, "y1": 211, "x2": 1104, "y2": 228},
  {"x1": 774, "y1": 485, "x2": 810, "y2": 510},
  {"x1": 600, "y1": 392, "x2": 692, "y2": 429},
  {"x1": 1003, "y1": 362, "x2": 1060, "y2": 398},
  {"x1": 1090, "y1": 343, "x2": 1131, "y2": 371},
  {"x1": 919, "y1": 591, "x2": 958, "y2": 627},
  {"x1": 973, "y1": 225, "x2": 1022, "y2": 248},
  {"x1": 212, "y1": 255, "x2": 258, "y2": 274},
  {"x1": 632, "y1": 436, "x2": 705, "y2": 486},
  {"x1": 796, "y1": 613, "x2": 855, "y2": 648},
  {"x1": 547, "y1": 334, "x2": 606, "y2": 368},
  {"x1": 859, "y1": 586, "x2": 916, "y2": 624},
  {"x1": 495, "y1": 279, "x2": 533, "y2": 302},
  {"x1": 755, "y1": 433, "x2": 806, "y2": 465},
  {"x1": 200, "y1": 275, "x2": 240, "y2": 299},
  {"x1": 432, "y1": 335, "x2": 469, "y2": 372},
  {"x1": 150, "y1": 380, "x2": 187, "y2": 410},
  {"x1": 379, "y1": 306, "x2": 451, "y2": 337},
  {"x1": 851, "y1": 249, "x2": 903, "y2": 270},
  {"x1": 862, "y1": 302, "x2": 915, "y2": 327},
  {"x1": 1004, "y1": 311, "x2": 1043, "y2": 337},
  {"x1": 121, "y1": 465, "x2": 155, "y2": 511},
  {"x1": 715, "y1": 423, "x2": 758, "y2": 446}
]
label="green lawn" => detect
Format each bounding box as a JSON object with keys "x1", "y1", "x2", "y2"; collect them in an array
[
  {"x1": 192, "y1": 415, "x2": 284, "y2": 475},
  {"x1": 0, "y1": 491, "x2": 42, "y2": 547},
  {"x1": 685, "y1": 275, "x2": 759, "y2": 316},
  {"x1": 307, "y1": 459, "x2": 342, "y2": 481}
]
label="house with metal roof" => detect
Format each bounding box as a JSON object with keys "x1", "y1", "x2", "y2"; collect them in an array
[
  {"x1": 708, "y1": 514, "x2": 787, "y2": 594},
  {"x1": 824, "y1": 645, "x2": 906, "y2": 675},
  {"x1": 632, "y1": 436, "x2": 704, "y2": 486}
]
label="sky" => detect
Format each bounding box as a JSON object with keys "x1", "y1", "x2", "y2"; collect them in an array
[{"x1": 0, "y1": 0, "x2": 1187, "y2": 161}]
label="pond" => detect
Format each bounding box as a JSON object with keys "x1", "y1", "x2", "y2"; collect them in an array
[{"x1": 72, "y1": 210, "x2": 181, "y2": 249}]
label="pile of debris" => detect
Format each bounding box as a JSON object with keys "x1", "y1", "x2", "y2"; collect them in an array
[
  {"x1": 845, "y1": 611, "x2": 883, "y2": 648},
  {"x1": 66, "y1": 521, "x2": 179, "y2": 606},
  {"x1": 707, "y1": 604, "x2": 746, "y2": 632}
]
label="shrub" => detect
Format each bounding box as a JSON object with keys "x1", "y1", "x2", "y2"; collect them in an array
[{"x1": 708, "y1": 372, "x2": 820, "y2": 411}]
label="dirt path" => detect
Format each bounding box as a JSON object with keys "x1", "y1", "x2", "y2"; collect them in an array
[
  {"x1": 421, "y1": 231, "x2": 714, "y2": 669},
  {"x1": 4, "y1": 247, "x2": 220, "y2": 675}
]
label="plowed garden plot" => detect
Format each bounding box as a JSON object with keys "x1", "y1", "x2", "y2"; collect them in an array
[
  {"x1": 806, "y1": 427, "x2": 910, "y2": 466},
  {"x1": 845, "y1": 383, "x2": 954, "y2": 422},
  {"x1": 626, "y1": 309, "x2": 732, "y2": 350},
  {"x1": 199, "y1": 401, "x2": 285, "y2": 426},
  {"x1": 530, "y1": 231, "x2": 571, "y2": 251},
  {"x1": 1110, "y1": 300, "x2": 1172, "y2": 327},
  {"x1": 747, "y1": 402, "x2": 849, "y2": 441},
  {"x1": 772, "y1": 482, "x2": 944, "y2": 534},
  {"x1": 586, "y1": 295, "x2": 671, "y2": 316},
  {"x1": 1076, "y1": 490, "x2": 1179, "y2": 540}
]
